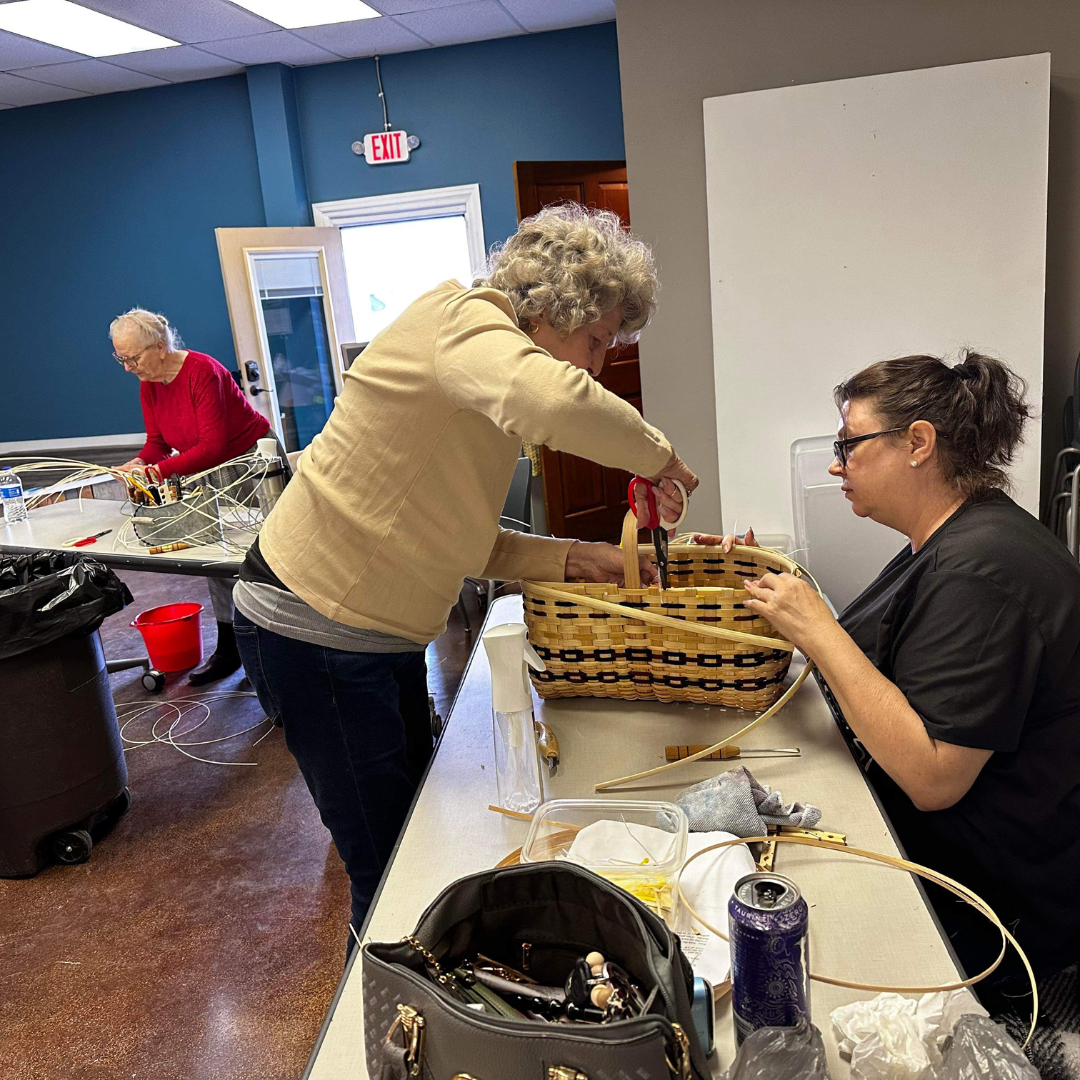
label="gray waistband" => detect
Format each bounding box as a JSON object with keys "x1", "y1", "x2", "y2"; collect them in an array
[{"x1": 233, "y1": 579, "x2": 425, "y2": 653}]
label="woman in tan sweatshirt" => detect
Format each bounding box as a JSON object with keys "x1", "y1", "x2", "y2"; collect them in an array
[{"x1": 232, "y1": 204, "x2": 698, "y2": 945}]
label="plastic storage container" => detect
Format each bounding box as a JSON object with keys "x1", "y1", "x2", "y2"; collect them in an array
[{"x1": 521, "y1": 799, "x2": 689, "y2": 926}]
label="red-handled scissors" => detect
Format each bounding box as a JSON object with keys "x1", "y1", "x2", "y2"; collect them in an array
[
  {"x1": 67, "y1": 529, "x2": 112, "y2": 547},
  {"x1": 627, "y1": 477, "x2": 688, "y2": 590}
]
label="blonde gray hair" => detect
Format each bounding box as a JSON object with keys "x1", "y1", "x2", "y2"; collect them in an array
[
  {"x1": 477, "y1": 203, "x2": 658, "y2": 344},
  {"x1": 109, "y1": 308, "x2": 182, "y2": 352}
]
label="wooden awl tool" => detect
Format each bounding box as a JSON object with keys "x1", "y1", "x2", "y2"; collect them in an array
[{"x1": 665, "y1": 745, "x2": 801, "y2": 761}]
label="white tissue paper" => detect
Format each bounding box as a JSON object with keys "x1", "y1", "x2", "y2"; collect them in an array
[
  {"x1": 566, "y1": 819, "x2": 679, "y2": 868},
  {"x1": 676, "y1": 832, "x2": 756, "y2": 988},
  {"x1": 831, "y1": 991, "x2": 989, "y2": 1080}
]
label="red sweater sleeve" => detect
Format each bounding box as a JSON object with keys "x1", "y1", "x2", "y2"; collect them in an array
[
  {"x1": 155, "y1": 368, "x2": 231, "y2": 479},
  {"x1": 139, "y1": 385, "x2": 172, "y2": 465}
]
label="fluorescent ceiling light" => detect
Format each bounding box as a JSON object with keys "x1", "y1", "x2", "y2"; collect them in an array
[
  {"x1": 227, "y1": 0, "x2": 383, "y2": 30},
  {"x1": 0, "y1": 0, "x2": 179, "y2": 56}
]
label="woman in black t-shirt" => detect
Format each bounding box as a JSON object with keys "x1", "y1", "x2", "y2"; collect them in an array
[{"x1": 698, "y1": 352, "x2": 1080, "y2": 1015}]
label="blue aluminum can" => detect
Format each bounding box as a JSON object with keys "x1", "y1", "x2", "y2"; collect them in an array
[{"x1": 728, "y1": 872, "x2": 810, "y2": 1044}]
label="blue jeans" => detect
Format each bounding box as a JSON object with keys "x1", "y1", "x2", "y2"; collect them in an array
[{"x1": 233, "y1": 609, "x2": 433, "y2": 941}]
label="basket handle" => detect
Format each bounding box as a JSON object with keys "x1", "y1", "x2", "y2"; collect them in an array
[{"x1": 621, "y1": 510, "x2": 642, "y2": 588}]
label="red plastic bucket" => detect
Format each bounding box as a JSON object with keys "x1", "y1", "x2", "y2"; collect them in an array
[{"x1": 131, "y1": 602, "x2": 204, "y2": 672}]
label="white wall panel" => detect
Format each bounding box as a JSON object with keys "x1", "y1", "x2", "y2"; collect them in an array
[{"x1": 704, "y1": 53, "x2": 1049, "y2": 546}]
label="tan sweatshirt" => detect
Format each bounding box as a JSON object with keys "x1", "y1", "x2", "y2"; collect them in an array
[{"x1": 258, "y1": 281, "x2": 672, "y2": 644}]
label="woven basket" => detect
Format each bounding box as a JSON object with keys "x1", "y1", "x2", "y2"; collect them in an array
[{"x1": 522, "y1": 511, "x2": 805, "y2": 710}]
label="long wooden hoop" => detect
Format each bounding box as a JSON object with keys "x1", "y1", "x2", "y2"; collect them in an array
[
  {"x1": 594, "y1": 658, "x2": 816, "y2": 791},
  {"x1": 675, "y1": 834, "x2": 1039, "y2": 1048}
]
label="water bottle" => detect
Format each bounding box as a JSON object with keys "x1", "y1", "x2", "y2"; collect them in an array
[{"x1": 0, "y1": 468, "x2": 27, "y2": 523}]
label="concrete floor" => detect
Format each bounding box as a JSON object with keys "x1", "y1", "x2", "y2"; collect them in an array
[{"x1": 0, "y1": 569, "x2": 476, "y2": 1080}]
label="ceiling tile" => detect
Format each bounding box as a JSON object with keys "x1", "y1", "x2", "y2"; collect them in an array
[
  {"x1": 498, "y1": 0, "x2": 614, "y2": 33},
  {"x1": 0, "y1": 71, "x2": 90, "y2": 105},
  {"x1": 392, "y1": 0, "x2": 524, "y2": 46},
  {"x1": 77, "y1": 0, "x2": 278, "y2": 44},
  {"x1": 14, "y1": 58, "x2": 169, "y2": 93},
  {"x1": 200, "y1": 29, "x2": 343, "y2": 66},
  {"x1": 293, "y1": 17, "x2": 430, "y2": 57},
  {"x1": 0, "y1": 27, "x2": 84, "y2": 71},
  {"x1": 104, "y1": 44, "x2": 245, "y2": 81},
  {"x1": 369, "y1": 0, "x2": 481, "y2": 13}
]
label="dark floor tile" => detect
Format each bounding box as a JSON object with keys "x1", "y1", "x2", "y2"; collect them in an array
[{"x1": 0, "y1": 569, "x2": 475, "y2": 1080}]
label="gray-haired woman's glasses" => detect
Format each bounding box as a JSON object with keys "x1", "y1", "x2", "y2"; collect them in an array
[
  {"x1": 833, "y1": 427, "x2": 908, "y2": 468},
  {"x1": 113, "y1": 348, "x2": 148, "y2": 370}
]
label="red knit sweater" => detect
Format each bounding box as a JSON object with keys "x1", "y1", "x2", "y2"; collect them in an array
[{"x1": 138, "y1": 351, "x2": 270, "y2": 479}]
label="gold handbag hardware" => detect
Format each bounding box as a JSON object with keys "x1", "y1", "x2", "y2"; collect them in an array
[
  {"x1": 665, "y1": 1022, "x2": 692, "y2": 1080},
  {"x1": 548, "y1": 1068, "x2": 588, "y2": 1080},
  {"x1": 386, "y1": 1003, "x2": 425, "y2": 1077}
]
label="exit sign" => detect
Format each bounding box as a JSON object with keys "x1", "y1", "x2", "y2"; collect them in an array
[{"x1": 363, "y1": 130, "x2": 410, "y2": 164}]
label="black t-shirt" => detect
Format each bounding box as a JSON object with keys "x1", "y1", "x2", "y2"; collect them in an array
[{"x1": 836, "y1": 490, "x2": 1080, "y2": 973}]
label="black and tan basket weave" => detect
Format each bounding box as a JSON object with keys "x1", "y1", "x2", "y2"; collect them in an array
[{"x1": 522, "y1": 511, "x2": 806, "y2": 710}]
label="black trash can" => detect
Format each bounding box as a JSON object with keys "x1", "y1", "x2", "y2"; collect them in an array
[{"x1": 0, "y1": 552, "x2": 132, "y2": 877}]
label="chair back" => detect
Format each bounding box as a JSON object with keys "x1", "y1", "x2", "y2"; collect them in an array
[{"x1": 500, "y1": 457, "x2": 533, "y2": 532}]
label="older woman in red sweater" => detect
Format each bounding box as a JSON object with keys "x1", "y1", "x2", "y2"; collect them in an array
[{"x1": 111, "y1": 308, "x2": 270, "y2": 685}]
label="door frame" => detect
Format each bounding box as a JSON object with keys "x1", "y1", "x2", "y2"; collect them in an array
[
  {"x1": 311, "y1": 184, "x2": 487, "y2": 277},
  {"x1": 215, "y1": 227, "x2": 355, "y2": 444}
]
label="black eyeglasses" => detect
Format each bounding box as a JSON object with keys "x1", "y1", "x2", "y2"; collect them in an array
[{"x1": 833, "y1": 427, "x2": 908, "y2": 468}]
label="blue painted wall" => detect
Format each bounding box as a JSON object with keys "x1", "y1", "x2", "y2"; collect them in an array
[
  {"x1": 294, "y1": 23, "x2": 625, "y2": 248},
  {"x1": 0, "y1": 22, "x2": 623, "y2": 442},
  {"x1": 0, "y1": 76, "x2": 265, "y2": 441}
]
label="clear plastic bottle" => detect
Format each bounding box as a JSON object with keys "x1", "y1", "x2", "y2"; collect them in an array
[
  {"x1": 0, "y1": 469, "x2": 27, "y2": 523},
  {"x1": 483, "y1": 622, "x2": 547, "y2": 814}
]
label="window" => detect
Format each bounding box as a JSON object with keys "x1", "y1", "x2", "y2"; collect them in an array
[{"x1": 312, "y1": 184, "x2": 485, "y2": 344}]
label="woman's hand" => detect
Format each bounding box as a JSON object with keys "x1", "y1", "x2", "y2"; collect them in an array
[
  {"x1": 742, "y1": 573, "x2": 836, "y2": 655},
  {"x1": 117, "y1": 457, "x2": 145, "y2": 473},
  {"x1": 636, "y1": 450, "x2": 699, "y2": 530},
  {"x1": 691, "y1": 527, "x2": 757, "y2": 553},
  {"x1": 566, "y1": 541, "x2": 658, "y2": 585}
]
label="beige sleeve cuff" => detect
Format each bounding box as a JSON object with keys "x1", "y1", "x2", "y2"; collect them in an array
[{"x1": 480, "y1": 529, "x2": 577, "y2": 583}]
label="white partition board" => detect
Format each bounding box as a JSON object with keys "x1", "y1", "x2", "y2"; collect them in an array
[{"x1": 704, "y1": 53, "x2": 1049, "y2": 543}]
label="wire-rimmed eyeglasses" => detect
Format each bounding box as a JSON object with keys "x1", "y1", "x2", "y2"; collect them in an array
[
  {"x1": 112, "y1": 346, "x2": 150, "y2": 370},
  {"x1": 833, "y1": 427, "x2": 908, "y2": 468}
]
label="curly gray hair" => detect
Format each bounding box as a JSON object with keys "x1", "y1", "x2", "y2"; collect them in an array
[{"x1": 476, "y1": 203, "x2": 658, "y2": 344}]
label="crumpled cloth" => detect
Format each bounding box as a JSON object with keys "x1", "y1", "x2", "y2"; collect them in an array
[
  {"x1": 831, "y1": 991, "x2": 989, "y2": 1080},
  {"x1": 676, "y1": 765, "x2": 822, "y2": 835}
]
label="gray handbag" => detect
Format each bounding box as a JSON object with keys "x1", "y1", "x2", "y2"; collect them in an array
[{"x1": 362, "y1": 862, "x2": 712, "y2": 1080}]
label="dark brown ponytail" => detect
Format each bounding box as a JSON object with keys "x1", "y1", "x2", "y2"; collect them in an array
[{"x1": 833, "y1": 350, "x2": 1031, "y2": 496}]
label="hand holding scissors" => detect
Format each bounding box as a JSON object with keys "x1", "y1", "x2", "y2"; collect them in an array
[{"x1": 628, "y1": 476, "x2": 688, "y2": 590}]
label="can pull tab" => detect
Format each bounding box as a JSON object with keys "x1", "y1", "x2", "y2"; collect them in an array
[{"x1": 753, "y1": 881, "x2": 786, "y2": 908}]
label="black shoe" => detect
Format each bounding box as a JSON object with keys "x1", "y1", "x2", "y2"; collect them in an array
[{"x1": 188, "y1": 621, "x2": 242, "y2": 686}]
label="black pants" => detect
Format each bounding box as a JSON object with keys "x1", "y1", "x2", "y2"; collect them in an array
[{"x1": 233, "y1": 609, "x2": 433, "y2": 940}]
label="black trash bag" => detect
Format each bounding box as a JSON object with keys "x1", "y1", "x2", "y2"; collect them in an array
[
  {"x1": 936, "y1": 1014, "x2": 1040, "y2": 1080},
  {"x1": 0, "y1": 551, "x2": 133, "y2": 661},
  {"x1": 723, "y1": 1019, "x2": 833, "y2": 1079}
]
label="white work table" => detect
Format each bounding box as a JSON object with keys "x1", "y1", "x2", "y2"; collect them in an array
[
  {"x1": 306, "y1": 595, "x2": 976, "y2": 1078},
  {"x1": 0, "y1": 498, "x2": 252, "y2": 577}
]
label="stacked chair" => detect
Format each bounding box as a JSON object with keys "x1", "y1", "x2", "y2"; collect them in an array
[{"x1": 1045, "y1": 352, "x2": 1080, "y2": 559}]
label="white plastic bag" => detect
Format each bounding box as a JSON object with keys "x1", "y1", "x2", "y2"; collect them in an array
[{"x1": 830, "y1": 991, "x2": 988, "y2": 1080}]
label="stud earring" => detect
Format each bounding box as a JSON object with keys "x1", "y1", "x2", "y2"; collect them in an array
[{"x1": 910, "y1": 460, "x2": 918, "y2": 467}]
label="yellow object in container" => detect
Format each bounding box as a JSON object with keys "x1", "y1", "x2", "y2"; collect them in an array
[{"x1": 520, "y1": 799, "x2": 689, "y2": 926}]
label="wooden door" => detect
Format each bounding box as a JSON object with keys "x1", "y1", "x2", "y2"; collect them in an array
[{"x1": 514, "y1": 161, "x2": 642, "y2": 541}]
